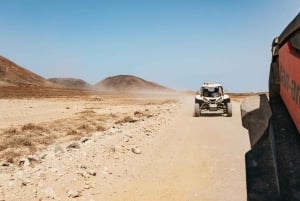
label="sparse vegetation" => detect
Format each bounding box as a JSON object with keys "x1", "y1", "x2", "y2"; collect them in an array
[
  {"x1": 0, "y1": 95, "x2": 168, "y2": 163},
  {"x1": 67, "y1": 129, "x2": 79, "y2": 136},
  {"x1": 2, "y1": 127, "x2": 18, "y2": 135},
  {"x1": 97, "y1": 125, "x2": 106, "y2": 131},
  {"x1": 161, "y1": 99, "x2": 178, "y2": 104},
  {"x1": 22, "y1": 123, "x2": 47, "y2": 131},
  {"x1": 3, "y1": 150, "x2": 21, "y2": 163},
  {"x1": 115, "y1": 116, "x2": 137, "y2": 124}
]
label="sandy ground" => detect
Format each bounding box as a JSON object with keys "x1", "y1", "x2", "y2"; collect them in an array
[{"x1": 0, "y1": 94, "x2": 250, "y2": 201}]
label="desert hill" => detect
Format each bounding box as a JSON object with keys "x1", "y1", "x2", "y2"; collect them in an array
[
  {"x1": 0, "y1": 56, "x2": 52, "y2": 87},
  {"x1": 95, "y1": 75, "x2": 170, "y2": 92},
  {"x1": 48, "y1": 78, "x2": 91, "y2": 89},
  {"x1": 0, "y1": 56, "x2": 91, "y2": 98}
]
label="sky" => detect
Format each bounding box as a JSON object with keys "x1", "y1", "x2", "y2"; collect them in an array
[{"x1": 0, "y1": 0, "x2": 299, "y2": 92}]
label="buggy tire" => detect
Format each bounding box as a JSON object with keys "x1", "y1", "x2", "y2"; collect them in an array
[
  {"x1": 227, "y1": 102, "x2": 232, "y2": 117},
  {"x1": 194, "y1": 103, "x2": 200, "y2": 117}
]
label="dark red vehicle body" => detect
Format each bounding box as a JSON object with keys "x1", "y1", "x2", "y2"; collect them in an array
[
  {"x1": 279, "y1": 42, "x2": 300, "y2": 133},
  {"x1": 242, "y1": 13, "x2": 300, "y2": 201}
]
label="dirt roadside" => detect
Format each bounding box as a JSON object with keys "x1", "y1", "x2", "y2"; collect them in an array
[{"x1": 0, "y1": 94, "x2": 250, "y2": 201}]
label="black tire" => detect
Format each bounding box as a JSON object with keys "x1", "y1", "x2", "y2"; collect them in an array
[
  {"x1": 194, "y1": 103, "x2": 200, "y2": 117},
  {"x1": 226, "y1": 102, "x2": 232, "y2": 117},
  {"x1": 269, "y1": 61, "x2": 280, "y2": 102}
]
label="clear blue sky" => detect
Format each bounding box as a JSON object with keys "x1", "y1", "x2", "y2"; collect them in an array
[{"x1": 0, "y1": 0, "x2": 299, "y2": 92}]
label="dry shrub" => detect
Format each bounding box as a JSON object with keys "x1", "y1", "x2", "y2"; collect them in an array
[
  {"x1": 78, "y1": 124, "x2": 89, "y2": 130},
  {"x1": 143, "y1": 102, "x2": 156, "y2": 106},
  {"x1": 3, "y1": 150, "x2": 21, "y2": 163},
  {"x1": 97, "y1": 113, "x2": 118, "y2": 122},
  {"x1": 134, "y1": 110, "x2": 153, "y2": 118},
  {"x1": 67, "y1": 130, "x2": 79, "y2": 136},
  {"x1": 134, "y1": 111, "x2": 142, "y2": 116},
  {"x1": 109, "y1": 113, "x2": 118, "y2": 118},
  {"x1": 97, "y1": 116, "x2": 107, "y2": 122},
  {"x1": 79, "y1": 110, "x2": 96, "y2": 116},
  {"x1": 8, "y1": 136, "x2": 32, "y2": 147},
  {"x1": 77, "y1": 124, "x2": 94, "y2": 133},
  {"x1": 161, "y1": 99, "x2": 178, "y2": 104},
  {"x1": 97, "y1": 125, "x2": 106, "y2": 131},
  {"x1": 34, "y1": 136, "x2": 54, "y2": 146},
  {"x1": 2, "y1": 127, "x2": 18, "y2": 135},
  {"x1": 115, "y1": 116, "x2": 137, "y2": 124},
  {"x1": 0, "y1": 144, "x2": 8, "y2": 152},
  {"x1": 22, "y1": 123, "x2": 46, "y2": 131},
  {"x1": 70, "y1": 136, "x2": 82, "y2": 141},
  {"x1": 146, "y1": 114, "x2": 154, "y2": 118}
]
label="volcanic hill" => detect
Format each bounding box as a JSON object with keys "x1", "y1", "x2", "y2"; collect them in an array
[
  {"x1": 48, "y1": 78, "x2": 91, "y2": 89},
  {"x1": 95, "y1": 75, "x2": 170, "y2": 92},
  {"x1": 0, "y1": 56, "x2": 52, "y2": 86}
]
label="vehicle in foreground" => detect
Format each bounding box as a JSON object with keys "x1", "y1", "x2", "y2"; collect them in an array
[
  {"x1": 241, "y1": 12, "x2": 300, "y2": 201},
  {"x1": 194, "y1": 82, "x2": 232, "y2": 117}
]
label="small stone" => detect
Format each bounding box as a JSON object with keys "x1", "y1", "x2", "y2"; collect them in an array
[
  {"x1": 67, "y1": 142, "x2": 80, "y2": 149},
  {"x1": 28, "y1": 155, "x2": 40, "y2": 164},
  {"x1": 67, "y1": 189, "x2": 81, "y2": 198},
  {"x1": 81, "y1": 137, "x2": 91, "y2": 143},
  {"x1": 1, "y1": 162, "x2": 10, "y2": 167},
  {"x1": 36, "y1": 152, "x2": 48, "y2": 160},
  {"x1": 131, "y1": 147, "x2": 142, "y2": 154},
  {"x1": 18, "y1": 158, "x2": 30, "y2": 167},
  {"x1": 88, "y1": 170, "x2": 97, "y2": 176},
  {"x1": 80, "y1": 165, "x2": 87, "y2": 169},
  {"x1": 53, "y1": 145, "x2": 65, "y2": 154},
  {"x1": 77, "y1": 170, "x2": 89, "y2": 179},
  {"x1": 44, "y1": 187, "x2": 56, "y2": 199},
  {"x1": 102, "y1": 167, "x2": 109, "y2": 175}
]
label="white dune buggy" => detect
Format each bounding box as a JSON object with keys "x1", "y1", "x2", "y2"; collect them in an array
[{"x1": 194, "y1": 82, "x2": 232, "y2": 117}]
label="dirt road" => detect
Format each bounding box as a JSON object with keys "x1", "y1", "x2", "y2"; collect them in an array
[
  {"x1": 102, "y1": 97, "x2": 250, "y2": 201},
  {"x1": 0, "y1": 95, "x2": 250, "y2": 201}
]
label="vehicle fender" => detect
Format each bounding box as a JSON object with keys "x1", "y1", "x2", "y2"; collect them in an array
[
  {"x1": 195, "y1": 95, "x2": 202, "y2": 100},
  {"x1": 223, "y1": 94, "x2": 230, "y2": 100}
]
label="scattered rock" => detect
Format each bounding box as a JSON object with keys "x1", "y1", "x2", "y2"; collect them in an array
[
  {"x1": 44, "y1": 187, "x2": 56, "y2": 199},
  {"x1": 80, "y1": 165, "x2": 87, "y2": 169},
  {"x1": 18, "y1": 158, "x2": 30, "y2": 167},
  {"x1": 77, "y1": 170, "x2": 89, "y2": 179},
  {"x1": 67, "y1": 142, "x2": 80, "y2": 149},
  {"x1": 84, "y1": 184, "x2": 91, "y2": 189},
  {"x1": 48, "y1": 145, "x2": 65, "y2": 154},
  {"x1": 87, "y1": 169, "x2": 97, "y2": 176},
  {"x1": 102, "y1": 167, "x2": 112, "y2": 175},
  {"x1": 92, "y1": 96, "x2": 102, "y2": 101},
  {"x1": 131, "y1": 147, "x2": 142, "y2": 154},
  {"x1": 81, "y1": 137, "x2": 91, "y2": 143},
  {"x1": 67, "y1": 189, "x2": 81, "y2": 198},
  {"x1": 28, "y1": 155, "x2": 41, "y2": 165},
  {"x1": 126, "y1": 133, "x2": 133, "y2": 138},
  {"x1": 35, "y1": 152, "x2": 48, "y2": 160},
  {"x1": 1, "y1": 162, "x2": 10, "y2": 167}
]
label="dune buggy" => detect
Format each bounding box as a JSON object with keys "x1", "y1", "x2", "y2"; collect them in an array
[{"x1": 194, "y1": 82, "x2": 232, "y2": 117}]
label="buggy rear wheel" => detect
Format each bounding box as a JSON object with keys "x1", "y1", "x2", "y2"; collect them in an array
[{"x1": 226, "y1": 102, "x2": 232, "y2": 117}]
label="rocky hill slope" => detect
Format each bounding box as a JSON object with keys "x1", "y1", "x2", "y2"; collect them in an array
[
  {"x1": 95, "y1": 75, "x2": 170, "y2": 92},
  {"x1": 48, "y1": 78, "x2": 91, "y2": 89},
  {"x1": 0, "y1": 56, "x2": 51, "y2": 86}
]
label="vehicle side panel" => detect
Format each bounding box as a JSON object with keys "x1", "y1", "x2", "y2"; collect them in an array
[{"x1": 279, "y1": 42, "x2": 300, "y2": 133}]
